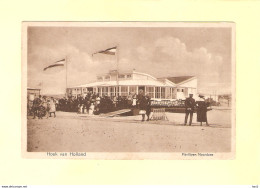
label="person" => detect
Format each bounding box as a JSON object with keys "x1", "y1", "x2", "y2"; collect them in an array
[
  {"x1": 132, "y1": 93, "x2": 137, "y2": 107},
  {"x1": 137, "y1": 89, "x2": 147, "y2": 122},
  {"x1": 127, "y1": 92, "x2": 132, "y2": 108},
  {"x1": 89, "y1": 103, "x2": 94, "y2": 115},
  {"x1": 41, "y1": 96, "x2": 48, "y2": 119},
  {"x1": 84, "y1": 95, "x2": 90, "y2": 114},
  {"x1": 46, "y1": 98, "x2": 51, "y2": 119},
  {"x1": 32, "y1": 95, "x2": 42, "y2": 119},
  {"x1": 145, "y1": 93, "x2": 151, "y2": 121},
  {"x1": 184, "y1": 93, "x2": 196, "y2": 126},
  {"x1": 49, "y1": 97, "x2": 56, "y2": 118},
  {"x1": 196, "y1": 95, "x2": 209, "y2": 126},
  {"x1": 113, "y1": 95, "x2": 117, "y2": 108}
]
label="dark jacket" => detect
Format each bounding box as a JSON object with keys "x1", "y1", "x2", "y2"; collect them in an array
[
  {"x1": 138, "y1": 95, "x2": 147, "y2": 110},
  {"x1": 196, "y1": 100, "x2": 209, "y2": 122},
  {"x1": 185, "y1": 97, "x2": 196, "y2": 112}
]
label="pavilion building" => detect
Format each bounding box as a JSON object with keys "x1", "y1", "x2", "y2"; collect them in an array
[{"x1": 67, "y1": 70, "x2": 197, "y2": 100}]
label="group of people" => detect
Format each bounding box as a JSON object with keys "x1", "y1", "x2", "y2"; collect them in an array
[
  {"x1": 30, "y1": 95, "x2": 57, "y2": 119},
  {"x1": 28, "y1": 91, "x2": 209, "y2": 125},
  {"x1": 57, "y1": 92, "x2": 139, "y2": 115},
  {"x1": 184, "y1": 93, "x2": 210, "y2": 126}
]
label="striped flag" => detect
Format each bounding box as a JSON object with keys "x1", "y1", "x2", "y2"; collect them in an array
[
  {"x1": 43, "y1": 59, "x2": 65, "y2": 71},
  {"x1": 92, "y1": 46, "x2": 117, "y2": 56}
]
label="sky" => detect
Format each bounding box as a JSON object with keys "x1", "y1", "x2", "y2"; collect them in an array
[{"x1": 27, "y1": 26, "x2": 233, "y2": 95}]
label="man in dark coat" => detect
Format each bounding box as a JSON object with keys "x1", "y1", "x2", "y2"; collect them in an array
[
  {"x1": 137, "y1": 89, "x2": 147, "y2": 122},
  {"x1": 145, "y1": 94, "x2": 151, "y2": 121},
  {"x1": 32, "y1": 95, "x2": 42, "y2": 119},
  {"x1": 184, "y1": 94, "x2": 196, "y2": 126}
]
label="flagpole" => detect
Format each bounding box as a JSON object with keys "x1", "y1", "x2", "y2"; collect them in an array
[
  {"x1": 65, "y1": 56, "x2": 68, "y2": 97},
  {"x1": 116, "y1": 45, "x2": 119, "y2": 97}
]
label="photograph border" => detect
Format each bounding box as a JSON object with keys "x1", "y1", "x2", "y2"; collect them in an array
[{"x1": 22, "y1": 21, "x2": 236, "y2": 160}]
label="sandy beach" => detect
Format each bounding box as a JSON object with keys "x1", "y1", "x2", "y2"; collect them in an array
[{"x1": 27, "y1": 109, "x2": 231, "y2": 153}]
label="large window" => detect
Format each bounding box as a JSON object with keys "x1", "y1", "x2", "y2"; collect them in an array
[
  {"x1": 166, "y1": 87, "x2": 171, "y2": 99},
  {"x1": 129, "y1": 86, "x2": 137, "y2": 95},
  {"x1": 120, "y1": 86, "x2": 128, "y2": 96},
  {"x1": 102, "y1": 87, "x2": 108, "y2": 96},
  {"x1": 118, "y1": 74, "x2": 125, "y2": 79},
  {"x1": 161, "y1": 87, "x2": 166, "y2": 99},
  {"x1": 155, "y1": 87, "x2": 161, "y2": 99},
  {"x1": 146, "y1": 86, "x2": 154, "y2": 98},
  {"x1": 109, "y1": 87, "x2": 115, "y2": 97},
  {"x1": 97, "y1": 87, "x2": 101, "y2": 95}
]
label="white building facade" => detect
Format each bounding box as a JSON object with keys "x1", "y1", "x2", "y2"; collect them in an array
[{"x1": 67, "y1": 70, "x2": 197, "y2": 100}]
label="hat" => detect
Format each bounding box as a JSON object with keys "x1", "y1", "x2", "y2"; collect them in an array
[{"x1": 199, "y1": 94, "x2": 204, "y2": 98}]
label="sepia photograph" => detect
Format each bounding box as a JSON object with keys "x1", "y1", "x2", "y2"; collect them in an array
[{"x1": 22, "y1": 22, "x2": 235, "y2": 159}]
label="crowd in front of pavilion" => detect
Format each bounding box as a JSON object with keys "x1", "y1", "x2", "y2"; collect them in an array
[{"x1": 28, "y1": 88, "x2": 211, "y2": 125}]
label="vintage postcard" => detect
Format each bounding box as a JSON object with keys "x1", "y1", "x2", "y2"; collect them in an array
[{"x1": 22, "y1": 22, "x2": 235, "y2": 159}]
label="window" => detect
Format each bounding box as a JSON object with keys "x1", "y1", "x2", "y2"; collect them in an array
[
  {"x1": 182, "y1": 89, "x2": 184, "y2": 92},
  {"x1": 172, "y1": 88, "x2": 177, "y2": 99},
  {"x1": 165, "y1": 87, "x2": 171, "y2": 99},
  {"x1": 118, "y1": 74, "x2": 125, "y2": 79},
  {"x1": 97, "y1": 87, "x2": 101, "y2": 95},
  {"x1": 146, "y1": 87, "x2": 154, "y2": 98},
  {"x1": 110, "y1": 87, "x2": 116, "y2": 97},
  {"x1": 102, "y1": 87, "x2": 108, "y2": 96},
  {"x1": 169, "y1": 88, "x2": 173, "y2": 99},
  {"x1": 129, "y1": 86, "x2": 137, "y2": 95},
  {"x1": 120, "y1": 86, "x2": 128, "y2": 96},
  {"x1": 126, "y1": 74, "x2": 132, "y2": 78},
  {"x1": 155, "y1": 87, "x2": 161, "y2": 98},
  {"x1": 97, "y1": 76, "x2": 103, "y2": 81},
  {"x1": 161, "y1": 87, "x2": 166, "y2": 99}
]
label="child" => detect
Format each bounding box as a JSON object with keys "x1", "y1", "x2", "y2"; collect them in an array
[{"x1": 49, "y1": 97, "x2": 56, "y2": 118}]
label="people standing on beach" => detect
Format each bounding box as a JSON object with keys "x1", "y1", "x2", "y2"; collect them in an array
[
  {"x1": 41, "y1": 96, "x2": 49, "y2": 119},
  {"x1": 184, "y1": 93, "x2": 196, "y2": 126},
  {"x1": 89, "y1": 103, "x2": 94, "y2": 115},
  {"x1": 46, "y1": 98, "x2": 51, "y2": 119},
  {"x1": 49, "y1": 97, "x2": 56, "y2": 118},
  {"x1": 84, "y1": 95, "x2": 90, "y2": 114},
  {"x1": 196, "y1": 95, "x2": 209, "y2": 126},
  {"x1": 137, "y1": 89, "x2": 147, "y2": 122},
  {"x1": 145, "y1": 93, "x2": 151, "y2": 121},
  {"x1": 132, "y1": 93, "x2": 137, "y2": 108},
  {"x1": 127, "y1": 92, "x2": 133, "y2": 108},
  {"x1": 32, "y1": 95, "x2": 42, "y2": 119}
]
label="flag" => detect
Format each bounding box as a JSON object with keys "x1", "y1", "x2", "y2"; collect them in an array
[
  {"x1": 92, "y1": 46, "x2": 117, "y2": 56},
  {"x1": 43, "y1": 59, "x2": 65, "y2": 71}
]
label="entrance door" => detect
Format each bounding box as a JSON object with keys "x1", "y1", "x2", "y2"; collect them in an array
[
  {"x1": 87, "y1": 87, "x2": 93, "y2": 92},
  {"x1": 138, "y1": 86, "x2": 145, "y2": 93}
]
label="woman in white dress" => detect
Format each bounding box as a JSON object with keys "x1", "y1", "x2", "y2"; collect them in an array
[
  {"x1": 49, "y1": 97, "x2": 56, "y2": 118},
  {"x1": 89, "y1": 103, "x2": 94, "y2": 115}
]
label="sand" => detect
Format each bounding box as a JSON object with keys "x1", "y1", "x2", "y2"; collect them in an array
[{"x1": 27, "y1": 109, "x2": 232, "y2": 153}]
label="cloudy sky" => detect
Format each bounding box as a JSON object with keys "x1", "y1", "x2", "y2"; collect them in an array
[{"x1": 27, "y1": 25, "x2": 232, "y2": 95}]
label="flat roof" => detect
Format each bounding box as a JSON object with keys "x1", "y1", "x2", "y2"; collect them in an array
[{"x1": 72, "y1": 79, "x2": 172, "y2": 88}]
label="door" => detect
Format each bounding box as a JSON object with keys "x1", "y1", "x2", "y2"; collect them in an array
[{"x1": 138, "y1": 86, "x2": 145, "y2": 93}]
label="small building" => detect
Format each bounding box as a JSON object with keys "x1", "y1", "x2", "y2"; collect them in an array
[
  {"x1": 27, "y1": 87, "x2": 41, "y2": 101},
  {"x1": 218, "y1": 95, "x2": 232, "y2": 107},
  {"x1": 67, "y1": 70, "x2": 197, "y2": 100}
]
